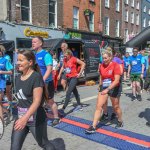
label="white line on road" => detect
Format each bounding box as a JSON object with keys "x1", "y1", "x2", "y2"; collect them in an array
[{"x1": 58, "y1": 95, "x2": 97, "y2": 109}]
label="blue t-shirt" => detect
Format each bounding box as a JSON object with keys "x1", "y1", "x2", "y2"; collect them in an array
[
  {"x1": 36, "y1": 50, "x2": 53, "y2": 83},
  {"x1": 123, "y1": 56, "x2": 130, "y2": 69},
  {"x1": 129, "y1": 55, "x2": 145, "y2": 74},
  {"x1": 99, "y1": 56, "x2": 103, "y2": 63},
  {"x1": 0, "y1": 57, "x2": 13, "y2": 89}
]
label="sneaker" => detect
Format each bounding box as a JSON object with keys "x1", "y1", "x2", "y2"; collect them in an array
[
  {"x1": 101, "y1": 113, "x2": 109, "y2": 121},
  {"x1": 85, "y1": 126, "x2": 96, "y2": 134},
  {"x1": 52, "y1": 118, "x2": 60, "y2": 127},
  {"x1": 115, "y1": 121, "x2": 123, "y2": 128},
  {"x1": 137, "y1": 95, "x2": 142, "y2": 101},
  {"x1": 110, "y1": 113, "x2": 116, "y2": 121},
  {"x1": 58, "y1": 109, "x2": 65, "y2": 117},
  {"x1": 146, "y1": 122, "x2": 150, "y2": 127},
  {"x1": 73, "y1": 105, "x2": 83, "y2": 112},
  {"x1": 131, "y1": 96, "x2": 137, "y2": 101}
]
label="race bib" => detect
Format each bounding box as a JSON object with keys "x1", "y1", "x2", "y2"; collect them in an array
[
  {"x1": 132, "y1": 61, "x2": 137, "y2": 65},
  {"x1": 65, "y1": 67, "x2": 71, "y2": 73},
  {"x1": 18, "y1": 107, "x2": 33, "y2": 122},
  {"x1": 125, "y1": 62, "x2": 129, "y2": 66},
  {"x1": 102, "y1": 79, "x2": 112, "y2": 88}
]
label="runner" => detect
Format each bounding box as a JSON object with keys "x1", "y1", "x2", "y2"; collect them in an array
[
  {"x1": 11, "y1": 50, "x2": 56, "y2": 150},
  {"x1": 58, "y1": 49, "x2": 85, "y2": 113},
  {"x1": 85, "y1": 50, "x2": 123, "y2": 134},
  {"x1": 52, "y1": 52, "x2": 59, "y2": 92},
  {"x1": 127, "y1": 48, "x2": 145, "y2": 101},
  {"x1": 58, "y1": 42, "x2": 68, "y2": 91},
  {"x1": 0, "y1": 45, "x2": 13, "y2": 120},
  {"x1": 32, "y1": 37, "x2": 60, "y2": 126},
  {"x1": 123, "y1": 52, "x2": 130, "y2": 81},
  {"x1": 101, "y1": 48, "x2": 123, "y2": 122}
]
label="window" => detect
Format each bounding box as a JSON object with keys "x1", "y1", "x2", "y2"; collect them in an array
[
  {"x1": 148, "y1": 9, "x2": 150, "y2": 15},
  {"x1": 148, "y1": 20, "x2": 150, "y2": 26},
  {"x1": 131, "y1": 12, "x2": 134, "y2": 24},
  {"x1": 131, "y1": 0, "x2": 134, "y2": 7},
  {"x1": 21, "y1": 0, "x2": 32, "y2": 22},
  {"x1": 49, "y1": 0, "x2": 57, "y2": 27},
  {"x1": 89, "y1": 12, "x2": 94, "y2": 32},
  {"x1": 143, "y1": 18, "x2": 146, "y2": 27},
  {"x1": 136, "y1": 1, "x2": 139, "y2": 10},
  {"x1": 124, "y1": 0, "x2": 128, "y2": 5},
  {"x1": 104, "y1": 17, "x2": 109, "y2": 35},
  {"x1": 124, "y1": 10, "x2": 128, "y2": 22},
  {"x1": 124, "y1": 29, "x2": 128, "y2": 42},
  {"x1": 105, "y1": 0, "x2": 110, "y2": 8},
  {"x1": 73, "y1": 7, "x2": 79, "y2": 29},
  {"x1": 143, "y1": 6, "x2": 146, "y2": 13},
  {"x1": 115, "y1": 20, "x2": 120, "y2": 37},
  {"x1": 136, "y1": 14, "x2": 139, "y2": 25},
  {"x1": 116, "y1": 0, "x2": 120, "y2": 12}
]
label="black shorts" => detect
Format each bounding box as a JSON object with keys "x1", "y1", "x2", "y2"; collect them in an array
[
  {"x1": 46, "y1": 80, "x2": 54, "y2": 99},
  {"x1": 61, "y1": 72, "x2": 67, "y2": 80},
  {"x1": 6, "y1": 80, "x2": 12, "y2": 86},
  {"x1": 124, "y1": 68, "x2": 128, "y2": 72},
  {"x1": 99, "y1": 85, "x2": 121, "y2": 98}
]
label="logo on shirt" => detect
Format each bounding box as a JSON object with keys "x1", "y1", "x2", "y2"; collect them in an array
[
  {"x1": 16, "y1": 89, "x2": 27, "y2": 100},
  {"x1": 108, "y1": 70, "x2": 113, "y2": 75},
  {"x1": 38, "y1": 57, "x2": 43, "y2": 60}
]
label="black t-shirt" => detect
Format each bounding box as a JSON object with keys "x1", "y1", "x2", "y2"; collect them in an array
[{"x1": 15, "y1": 71, "x2": 46, "y2": 126}]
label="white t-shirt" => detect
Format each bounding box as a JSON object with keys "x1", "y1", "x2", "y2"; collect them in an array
[{"x1": 53, "y1": 59, "x2": 58, "y2": 70}]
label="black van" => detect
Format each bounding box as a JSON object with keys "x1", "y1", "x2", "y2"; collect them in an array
[{"x1": 43, "y1": 38, "x2": 100, "y2": 80}]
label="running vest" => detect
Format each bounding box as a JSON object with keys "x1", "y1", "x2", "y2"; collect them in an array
[
  {"x1": 0, "y1": 57, "x2": 7, "y2": 89},
  {"x1": 35, "y1": 50, "x2": 52, "y2": 82},
  {"x1": 123, "y1": 56, "x2": 129, "y2": 69},
  {"x1": 130, "y1": 55, "x2": 143, "y2": 74}
]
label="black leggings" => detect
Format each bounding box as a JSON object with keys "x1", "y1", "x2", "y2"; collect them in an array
[
  {"x1": 11, "y1": 122, "x2": 56, "y2": 150},
  {"x1": 63, "y1": 77, "x2": 80, "y2": 109}
]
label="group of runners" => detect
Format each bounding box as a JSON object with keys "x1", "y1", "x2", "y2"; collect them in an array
[{"x1": 0, "y1": 37, "x2": 149, "y2": 149}]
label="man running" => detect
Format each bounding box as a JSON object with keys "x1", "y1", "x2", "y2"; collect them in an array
[
  {"x1": 127, "y1": 48, "x2": 145, "y2": 101},
  {"x1": 32, "y1": 37, "x2": 60, "y2": 126}
]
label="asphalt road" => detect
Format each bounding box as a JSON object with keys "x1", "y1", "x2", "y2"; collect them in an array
[{"x1": 1, "y1": 81, "x2": 150, "y2": 150}]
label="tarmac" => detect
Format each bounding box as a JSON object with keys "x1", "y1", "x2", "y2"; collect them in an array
[{"x1": 0, "y1": 81, "x2": 150, "y2": 150}]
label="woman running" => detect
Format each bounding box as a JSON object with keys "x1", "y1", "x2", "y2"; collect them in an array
[
  {"x1": 11, "y1": 50, "x2": 56, "y2": 150},
  {"x1": 85, "y1": 50, "x2": 123, "y2": 134},
  {"x1": 0, "y1": 45, "x2": 13, "y2": 120},
  {"x1": 58, "y1": 49, "x2": 85, "y2": 113}
]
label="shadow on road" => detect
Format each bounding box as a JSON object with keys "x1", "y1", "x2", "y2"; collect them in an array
[
  {"x1": 52, "y1": 138, "x2": 66, "y2": 150},
  {"x1": 138, "y1": 108, "x2": 150, "y2": 122}
]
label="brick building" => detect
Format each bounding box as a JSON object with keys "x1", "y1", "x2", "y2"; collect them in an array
[
  {"x1": 122, "y1": 0, "x2": 141, "y2": 43},
  {"x1": 101, "y1": 0, "x2": 122, "y2": 38}
]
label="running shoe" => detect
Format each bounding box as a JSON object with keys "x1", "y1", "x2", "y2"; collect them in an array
[
  {"x1": 52, "y1": 118, "x2": 61, "y2": 127},
  {"x1": 137, "y1": 95, "x2": 142, "y2": 101},
  {"x1": 115, "y1": 121, "x2": 123, "y2": 128},
  {"x1": 131, "y1": 96, "x2": 137, "y2": 101},
  {"x1": 72, "y1": 105, "x2": 83, "y2": 112},
  {"x1": 58, "y1": 109, "x2": 65, "y2": 117},
  {"x1": 146, "y1": 121, "x2": 150, "y2": 127},
  {"x1": 110, "y1": 113, "x2": 116, "y2": 121},
  {"x1": 85, "y1": 126, "x2": 96, "y2": 134},
  {"x1": 100, "y1": 113, "x2": 109, "y2": 121}
]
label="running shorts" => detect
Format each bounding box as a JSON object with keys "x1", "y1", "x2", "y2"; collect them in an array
[
  {"x1": 130, "y1": 74, "x2": 141, "y2": 82},
  {"x1": 46, "y1": 80, "x2": 54, "y2": 99},
  {"x1": 99, "y1": 85, "x2": 121, "y2": 98}
]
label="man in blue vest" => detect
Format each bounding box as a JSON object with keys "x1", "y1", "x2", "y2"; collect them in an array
[
  {"x1": 32, "y1": 37, "x2": 60, "y2": 126},
  {"x1": 127, "y1": 48, "x2": 145, "y2": 101}
]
